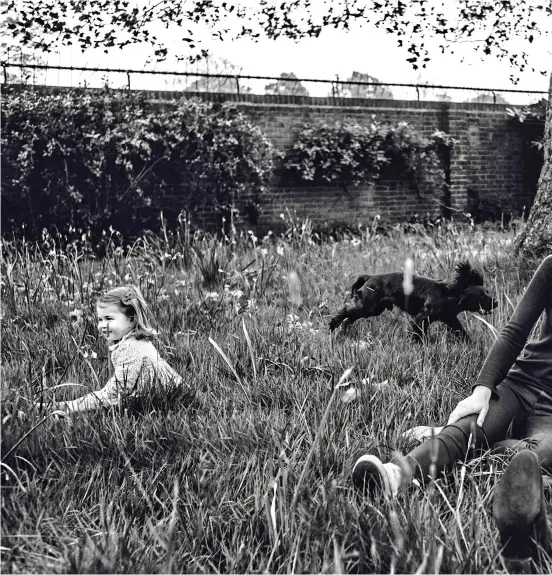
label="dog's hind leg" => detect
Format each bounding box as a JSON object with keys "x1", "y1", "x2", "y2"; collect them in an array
[
  {"x1": 329, "y1": 289, "x2": 389, "y2": 332},
  {"x1": 443, "y1": 316, "x2": 470, "y2": 341},
  {"x1": 410, "y1": 315, "x2": 431, "y2": 343}
]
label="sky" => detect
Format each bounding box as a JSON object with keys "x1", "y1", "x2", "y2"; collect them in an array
[{"x1": 5, "y1": 1, "x2": 551, "y2": 105}]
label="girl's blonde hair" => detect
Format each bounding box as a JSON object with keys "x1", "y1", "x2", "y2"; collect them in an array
[{"x1": 97, "y1": 285, "x2": 156, "y2": 340}]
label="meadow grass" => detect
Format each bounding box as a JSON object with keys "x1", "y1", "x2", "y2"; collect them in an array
[{"x1": 1, "y1": 217, "x2": 548, "y2": 574}]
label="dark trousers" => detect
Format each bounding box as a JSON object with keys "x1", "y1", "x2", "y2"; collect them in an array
[{"x1": 403, "y1": 378, "x2": 552, "y2": 483}]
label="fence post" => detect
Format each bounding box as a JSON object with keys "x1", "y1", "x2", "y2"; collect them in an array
[
  {"x1": 235, "y1": 75, "x2": 240, "y2": 95},
  {"x1": 127, "y1": 71, "x2": 131, "y2": 96}
]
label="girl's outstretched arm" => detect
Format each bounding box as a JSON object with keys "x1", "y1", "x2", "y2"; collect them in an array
[
  {"x1": 53, "y1": 376, "x2": 121, "y2": 413},
  {"x1": 54, "y1": 351, "x2": 148, "y2": 413}
]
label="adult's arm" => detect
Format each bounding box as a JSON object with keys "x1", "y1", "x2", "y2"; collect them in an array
[{"x1": 474, "y1": 255, "x2": 552, "y2": 397}]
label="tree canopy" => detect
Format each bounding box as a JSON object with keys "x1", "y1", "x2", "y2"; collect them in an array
[
  {"x1": 265, "y1": 73, "x2": 309, "y2": 96},
  {"x1": 3, "y1": 1, "x2": 550, "y2": 80}
]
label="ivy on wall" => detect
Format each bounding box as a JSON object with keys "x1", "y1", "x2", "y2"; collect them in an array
[
  {"x1": 282, "y1": 119, "x2": 455, "y2": 197},
  {"x1": 1, "y1": 88, "x2": 275, "y2": 238}
]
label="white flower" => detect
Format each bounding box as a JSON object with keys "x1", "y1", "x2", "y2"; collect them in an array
[
  {"x1": 276, "y1": 245, "x2": 284, "y2": 256},
  {"x1": 341, "y1": 387, "x2": 361, "y2": 404},
  {"x1": 69, "y1": 309, "x2": 83, "y2": 325},
  {"x1": 373, "y1": 379, "x2": 389, "y2": 389}
]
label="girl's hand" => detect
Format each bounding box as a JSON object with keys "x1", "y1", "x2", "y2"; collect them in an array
[{"x1": 447, "y1": 386, "x2": 492, "y2": 427}]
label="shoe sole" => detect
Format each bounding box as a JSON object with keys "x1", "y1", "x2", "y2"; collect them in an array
[
  {"x1": 494, "y1": 450, "x2": 542, "y2": 530},
  {"x1": 493, "y1": 450, "x2": 543, "y2": 560},
  {"x1": 351, "y1": 454, "x2": 390, "y2": 497}
]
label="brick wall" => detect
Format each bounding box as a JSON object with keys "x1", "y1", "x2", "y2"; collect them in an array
[
  {"x1": 29, "y1": 86, "x2": 539, "y2": 232},
  {"x1": 166, "y1": 91, "x2": 535, "y2": 231}
]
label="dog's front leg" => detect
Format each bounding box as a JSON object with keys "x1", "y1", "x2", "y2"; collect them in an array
[
  {"x1": 443, "y1": 316, "x2": 470, "y2": 341},
  {"x1": 329, "y1": 307, "x2": 349, "y2": 331},
  {"x1": 329, "y1": 303, "x2": 369, "y2": 332}
]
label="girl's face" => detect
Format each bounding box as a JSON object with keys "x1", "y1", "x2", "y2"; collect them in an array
[{"x1": 96, "y1": 303, "x2": 135, "y2": 343}]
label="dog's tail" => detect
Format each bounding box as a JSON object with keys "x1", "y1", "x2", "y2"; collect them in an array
[{"x1": 351, "y1": 274, "x2": 372, "y2": 295}]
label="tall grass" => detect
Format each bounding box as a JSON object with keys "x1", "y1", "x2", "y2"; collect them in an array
[{"x1": 1, "y1": 218, "x2": 546, "y2": 574}]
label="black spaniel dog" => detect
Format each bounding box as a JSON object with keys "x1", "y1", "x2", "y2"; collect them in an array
[{"x1": 329, "y1": 262, "x2": 497, "y2": 341}]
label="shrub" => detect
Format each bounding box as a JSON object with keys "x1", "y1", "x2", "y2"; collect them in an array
[
  {"x1": 282, "y1": 119, "x2": 454, "y2": 197},
  {"x1": 282, "y1": 120, "x2": 389, "y2": 190},
  {"x1": 506, "y1": 99, "x2": 547, "y2": 153},
  {"x1": 1, "y1": 88, "x2": 275, "y2": 239}
]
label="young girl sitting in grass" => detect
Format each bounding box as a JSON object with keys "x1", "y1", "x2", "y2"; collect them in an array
[
  {"x1": 40, "y1": 285, "x2": 185, "y2": 414},
  {"x1": 352, "y1": 254, "x2": 552, "y2": 571}
]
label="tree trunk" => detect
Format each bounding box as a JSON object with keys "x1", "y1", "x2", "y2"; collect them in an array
[{"x1": 514, "y1": 73, "x2": 552, "y2": 258}]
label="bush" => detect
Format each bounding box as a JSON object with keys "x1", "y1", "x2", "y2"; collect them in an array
[
  {"x1": 282, "y1": 120, "x2": 389, "y2": 190},
  {"x1": 282, "y1": 119, "x2": 454, "y2": 196},
  {"x1": 1, "y1": 88, "x2": 275, "y2": 239}
]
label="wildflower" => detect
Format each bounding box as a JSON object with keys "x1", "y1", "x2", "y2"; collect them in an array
[
  {"x1": 276, "y1": 245, "x2": 284, "y2": 256},
  {"x1": 69, "y1": 309, "x2": 83, "y2": 326},
  {"x1": 82, "y1": 350, "x2": 98, "y2": 359},
  {"x1": 341, "y1": 387, "x2": 361, "y2": 404},
  {"x1": 373, "y1": 379, "x2": 390, "y2": 390},
  {"x1": 351, "y1": 238, "x2": 361, "y2": 247}
]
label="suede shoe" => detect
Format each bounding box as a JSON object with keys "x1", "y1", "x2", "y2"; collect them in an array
[{"x1": 493, "y1": 450, "x2": 552, "y2": 572}]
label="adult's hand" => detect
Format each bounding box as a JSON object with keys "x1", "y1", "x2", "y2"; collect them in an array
[{"x1": 447, "y1": 385, "x2": 492, "y2": 427}]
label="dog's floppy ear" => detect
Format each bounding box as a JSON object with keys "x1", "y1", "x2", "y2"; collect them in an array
[{"x1": 351, "y1": 275, "x2": 370, "y2": 295}]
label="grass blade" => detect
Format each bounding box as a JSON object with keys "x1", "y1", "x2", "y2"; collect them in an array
[
  {"x1": 208, "y1": 335, "x2": 246, "y2": 390},
  {"x1": 242, "y1": 319, "x2": 257, "y2": 384}
]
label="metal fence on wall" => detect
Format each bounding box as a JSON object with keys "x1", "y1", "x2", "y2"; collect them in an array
[{"x1": 1, "y1": 61, "x2": 548, "y2": 106}]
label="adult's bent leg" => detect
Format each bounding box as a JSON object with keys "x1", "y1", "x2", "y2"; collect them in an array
[{"x1": 401, "y1": 382, "x2": 524, "y2": 484}]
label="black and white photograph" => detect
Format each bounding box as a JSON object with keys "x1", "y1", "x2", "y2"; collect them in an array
[{"x1": 1, "y1": 1, "x2": 552, "y2": 573}]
